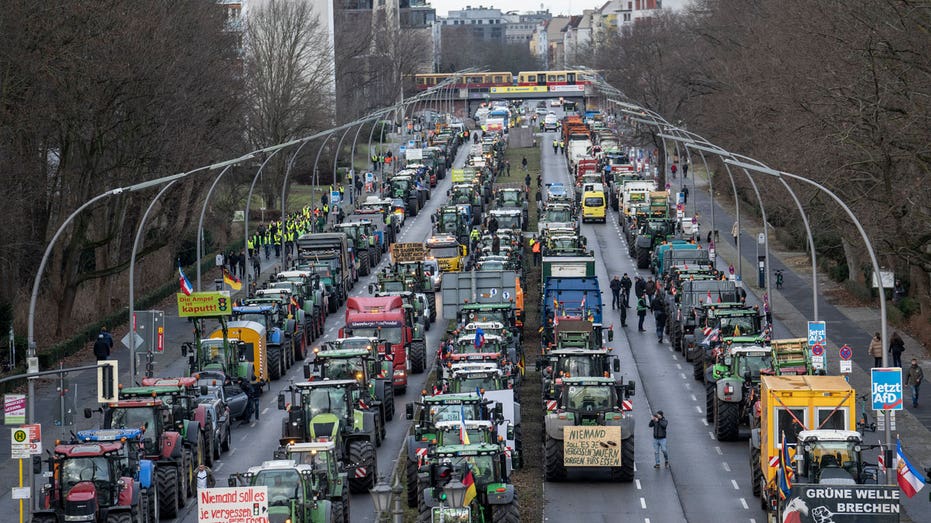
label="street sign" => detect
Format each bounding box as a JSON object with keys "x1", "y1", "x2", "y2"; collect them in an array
[
  {"x1": 812, "y1": 355, "x2": 825, "y2": 371},
  {"x1": 398, "y1": 145, "x2": 406, "y2": 154},
  {"x1": 121, "y1": 331, "x2": 144, "y2": 351},
  {"x1": 840, "y1": 360, "x2": 852, "y2": 374},
  {"x1": 331, "y1": 191, "x2": 341, "y2": 204},
  {"x1": 4, "y1": 395, "x2": 26, "y2": 425},
  {"x1": 197, "y1": 486, "x2": 268, "y2": 523},
  {"x1": 807, "y1": 321, "x2": 826, "y2": 346},
  {"x1": 22, "y1": 424, "x2": 41, "y2": 455},
  {"x1": 811, "y1": 343, "x2": 824, "y2": 356},
  {"x1": 871, "y1": 368, "x2": 904, "y2": 411},
  {"x1": 177, "y1": 292, "x2": 232, "y2": 318},
  {"x1": 839, "y1": 344, "x2": 853, "y2": 361},
  {"x1": 11, "y1": 487, "x2": 30, "y2": 500},
  {"x1": 10, "y1": 428, "x2": 30, "y2": 459}
]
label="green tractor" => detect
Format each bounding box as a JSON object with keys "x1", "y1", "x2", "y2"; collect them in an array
[
  {"x1": 404, "y1": 393, "x2": 502, "y2": 509},
  {"x1": 228, "y1": 458, "x2": 340, "y2": 523},
  {"x1": 273, "y1": 441, "x2": 351, "y2": 523},
  {"x1": 543, "y1": 377, "x2": 636, "y2": 483},
  {"x1": 704, "y1": 344, "x2": 773, "y2": 441},
  {"x1": 538, "y1": 349, "x2": 620, "y2": 406},
  {"x1": 277, "y1": 380, "x2": 379, "y2": 493},
  {"x1": 433, "y1": 205, "x2": 471, "y2": 246},
  {"x1": 633, "y1": 218, "x2": 677, "y2": 269},
  {"x1": 417, "y1": 443, "x2": 520, "y2": 523},
  {"x1": 333, "y1": 221, "x2": 380, "y2": 276},
  {"x1": 273, "y1": 269, "x2": 329, "y2": 341},
  {"x1": 691, "y1": 303, "x2": 766, "y2": 381},
  {"x1": 304, "y1": 340, "x2": 395, "y2": 423},
  {"x1": 248, "y1": 289, "x2": 307, "y2": 364},
  {"x1": 181, "y1": 317, "x2": 254, "y2": 381}
]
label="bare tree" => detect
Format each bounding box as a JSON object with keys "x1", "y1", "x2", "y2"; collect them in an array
[
  {"x1": 244, "y1": 0, "x2": 335, "y2": 209},
  {"x1": 0, "y1": 0, "x2": 243, "y2": 338}
]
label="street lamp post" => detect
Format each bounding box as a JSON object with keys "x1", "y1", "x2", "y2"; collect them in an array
[
  {"x1": 128, "y1": 178, "x2": 180, "y2": 380},
  {"x1": 686, "y1": 142, "x2": 743, "y2": 280},
  {"x1": 312, "y1": 133, "x2": 335, "y2": 211},
  {"x1": 726, "y1": 159, "x2": 892, "y2": 461},
  {"x1": 197, "y1": 164, "x2": 236, "y2": 291},
  {"x1": 370, "y1": 480, "x2": 391, "y2": 522},
  {"x1": 244, "y1": 148, "x2": 289, "y2": 292}
]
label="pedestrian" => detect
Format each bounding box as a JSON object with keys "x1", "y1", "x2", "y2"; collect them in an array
[
  {"x1": 670, "y1": 163, "x2": 677, "y2": 178},
  {"x1": 252, "y1": 256, "x2": 261, "y2": 282},
  {"x1": 321, "y1": 192, "x2": 329, "y2": 208},
  {"x1": 906, "y1": 358, "x2": 924, "y2": 408},
  {"x1": 553, "y1": 140, "x2": 558, "y2": 154},
  {"x1": 868, "y1": 332, "x2": 883, "y2": 368},
  {"x1": 649, "y1": 411, "x2": 668, "y2": 468},
  {"x1": 535, "y1": 189, "x2": 542, "y2": 204},
  {"x1": 682, "y1": 186, "x2": 689, "y2": 205},
  {"x1": 634, "y1": 276, "x2": 646, "y2": 299},
  {"x1": 522, "y1": 157, "x2": 528, "y2": 171},
  {"x1": 488, "y1": 216, "x2": 499, "y2": 235},
  {"x1": 731, "y1": 221, "x2": 739, "y2": 245},
  {"x1": 524, "y1": 173, "x2": 531, "y2": 189},
  {"x1": 889, "y1": 332, "x2": 905, "y2": 368},
  {"x1": 682, "y1": 162, "x2": 689, "y2": 177},
  {"x1": 505, "y1": 160, "x2": 511, "y2": 176},
  {"x1": 238, "y1": 249, "x2": 246, "y2": 279},
  {"x1": 237, "y1": 378, "x2": 257, "y2": 423},
  {"x1": 196, "y1": 464, "x2": 216, "y2": 490},
  {"x1": 645, "y1": 277, "x2": 656, "y2": 302},
  {"x1": 610, "y1": 276, "x2": 622, "y2": 310},
  {"x1": 215, "y1": 251, "x2": 224, "y2": 268},
  {"x1": 93, "y1": 327, "x2": 113, "y2": 361},
  {"x1": 621, "y1": 273, "x2": 632, "y2": 307},
  {"x1": 620, "y1": 300, "x2": 628, "y2": 327},
  {"x1": 491, "y1": 234, "x2": 501, "y2": 256},
  {"x1": 893, "y1": 280, "x2": 907, "y2": 305},
  {"x1": 637, "y1": 295, "x2": 648, "y2": 332},
  {"x1": 653, "y1": 301, "x2": 667, "y2": 343}
]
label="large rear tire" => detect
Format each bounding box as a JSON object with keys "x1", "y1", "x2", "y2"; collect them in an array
[
  {"x1": 340, "y1": 481, "x2": 351, "y2": 523},
  {"x1": 409, "y1": 342, "x2": 426, "y2": 374},
  {"x1": 714, "y1": 398, "x2": 741, "y2": 441},
  {"x1": 750, "y1": 446, "x2": 762, "y2": 497},
  {"x1": 693, "y1": 358, "x2": 705, "y2": 381},
  {"x1": 268, "y1": 347, "x2": 282, "y2": 380},
  {"x1": 347, "y1": 440, "x2": 377, "y2": 493},
  {"x1": 384, "y1": 383, "x2": 395, "y2": 421},
  {"x1": 105, "y1": 511, "x2": 133, "y2": 523},
  {"x1": 427, "y1": 293, "x2": 437, "y2": 323},
  {"x1": 636, "y1": 247, "x2": 650, "y2": 269},
  {"x1": 156, "y1": 465, "x2": 179, "y2": 519},
  {"x1": 705, "y1": 384, "x2": 715, "y2": 422},
  {"x1": 406, "y1": 458, "x2": 419, "y2": 508},
  {"x1": 544, "y1": 435, "x2": 567, "y2": 481},
  {"x1": 492, "y1": 499, "x2": 521, "y2": 523}
]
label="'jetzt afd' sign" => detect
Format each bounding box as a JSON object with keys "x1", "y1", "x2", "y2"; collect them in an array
[{"x1": 563, "y1": 426, "x2": 621, "y2": 467}]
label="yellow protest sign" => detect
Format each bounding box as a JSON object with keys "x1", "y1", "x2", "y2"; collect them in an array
[
  {"x1": 177, "y1": 291, "x2": 232, "y2": 318},
  {"x1": 391, "y1": 243, "x2": 427, "y2": 263},
  {"x1": 563, "y1": 426, "x2": 622, "y2": 467}
]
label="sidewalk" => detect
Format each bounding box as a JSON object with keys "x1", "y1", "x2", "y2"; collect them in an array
[{"x1": 685, "y1": 169, "x2": 931, "y2": 519}]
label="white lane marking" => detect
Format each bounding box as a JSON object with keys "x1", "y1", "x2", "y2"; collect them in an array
[
  {"x1": 680, "y1": 373, "x2": 686, "y2": 379},
  {"x1": 695, "y1": 405, "x2": 702, "y2": 413},
  {"x1": 701, "y1": 418, "x2": 709, "y2": 426},
  {"x1": 740, "y1": 498, "x2": 749, "y2": 510},
  {"x1": 635, "y1": 479, "x2": 642, "y2": 490},
  {"x1": 228, "y1": 448, "x2": 237, "y2": 456},
  {"x1": 709, "y1": 431, "x2": 715, "y2": 439},
  {"x1": 671, "y1": 354, "x2": 678, "y2": 361},
  {"x1": 240, "y1": 434, "x2": 248, "y2": 442},
  {"x1": 645, "y1": 519, "x2": 651, "y2": 523},
  {"x1": 250, "y1": 421, "x2": 256, "y2": 428},
  {"x1": 715, "y1": 446, "x2": 723, "y2": 455},
  {"x1": 676, "y1": 363, "x2": 682, "y2": 370},
  {"x1": 690, "y1": 394, "x2": 697, "y2": 401},
  {"x1": 640, "y1": 498, "x2": 647, "y2": 509},
  {"x1": 750, "y1": 519, "x2": 757, "y2": 523},
  {"x1": 722, "y1": 462, "x2": 731, "y2": 472},
  {"x1": 261, "y1": 407, "x2": 269, "y2": 415},
  {"x1": 214, "y1": 462, "x2": 224, "y2": 472},
  {"x1": 731, "y1": 479, "x2": 740, "y2": 490}
]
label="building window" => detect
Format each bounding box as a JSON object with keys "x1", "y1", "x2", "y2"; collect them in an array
[{"x1": 623, "y1": 13, "x2": 631, "y2": 21}]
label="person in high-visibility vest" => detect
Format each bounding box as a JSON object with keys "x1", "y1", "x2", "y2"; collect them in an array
[{"x1": 531, "y1": 237, "x2": 542, "y2": 266}]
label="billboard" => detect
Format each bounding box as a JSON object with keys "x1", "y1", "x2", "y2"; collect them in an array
[
  {"x1": 490, "y1": 86, "x2": 548, "y2": 94},
  {"x1": 177, "y1": 291, "x2": 232, "y2": 318},
  {"x1": 784, "y1": 486, "x2": 899, "y2": 523},
  {"x1": 550, "y1": 85, "x2": 585, "y2": 92}
]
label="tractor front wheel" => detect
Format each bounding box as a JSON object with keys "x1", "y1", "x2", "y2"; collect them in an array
[
  {"x1": 409, "y1": 343, "x2": 426, "y2": 374},
  {"x1": 714, "y1": 398, "x2": 740, "y2": 441},
  {"x1": 406, "y1": 458, "x2": 419, "y2": 508},
  {"x1": 348, "y1": 440, "x2": 377, "y2": 493},
  {"x1": 492, "y1": 499, "x2": 521, "y2": 523},
  {"x1": 611, "y1": 436, "x2": 635, "y2": 482},
  {"x1": 156, "y1": 465, "x2": 180, "y2": 519},
  {"x1": 267, "y1": 347, "x2": 282, "y2": 380}
]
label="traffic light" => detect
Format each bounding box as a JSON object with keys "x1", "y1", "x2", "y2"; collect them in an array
[{"x1": 97, "y1": 360, "x2": 118, "y2": 403}]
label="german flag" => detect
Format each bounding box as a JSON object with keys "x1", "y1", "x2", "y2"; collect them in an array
[
  {"x1": 222, "y1": 268, "x2": 242, "y2": 291},
  {"x1": 462, "y1": 469, "x2": 477, "y2": 507}
]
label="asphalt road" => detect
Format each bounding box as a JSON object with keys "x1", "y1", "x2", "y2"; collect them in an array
[{"x1": 537, "y1": 123, "x2": 766, "y2": 523}]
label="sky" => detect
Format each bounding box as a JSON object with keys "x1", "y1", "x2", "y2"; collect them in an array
[{"x1": 428, "y1": 0, "x2": 689, "y2": 17}]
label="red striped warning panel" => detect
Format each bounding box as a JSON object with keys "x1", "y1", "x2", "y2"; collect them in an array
[{"x1": 355, "y1": 467, "x2": 368, "y2": 478}]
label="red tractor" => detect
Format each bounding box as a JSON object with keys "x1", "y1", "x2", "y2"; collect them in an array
[{"x1": 33, "y1": 428, "x2": 157, "y2": 523}]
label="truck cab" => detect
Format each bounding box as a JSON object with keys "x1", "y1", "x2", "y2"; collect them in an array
[
  {"x1": 426, "y1": 235, "x2": 467, "y2": 272},
  {"x1": 343, "y1": 296, "x2": 418, "y2": 392}
]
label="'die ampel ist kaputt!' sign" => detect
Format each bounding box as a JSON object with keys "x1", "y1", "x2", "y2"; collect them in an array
[
  {"x1": 177, "y1": 291, "x2": 232, "y2": 318},
  {"x1": 563, "y1": 426, "x2": 621, "y2": 467}
]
